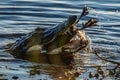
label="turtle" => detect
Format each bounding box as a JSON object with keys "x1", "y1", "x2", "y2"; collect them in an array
[
  {"x1": 9, "y1": 15, "x2": 79, "y2": 57},
  {"x1": 7, "y1": 6, "x2": 97, "y2": 65}
]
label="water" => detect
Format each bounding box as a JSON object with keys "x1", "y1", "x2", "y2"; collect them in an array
[{"x1": 0, "y1": 0, "x2": 120, "y2": 80}]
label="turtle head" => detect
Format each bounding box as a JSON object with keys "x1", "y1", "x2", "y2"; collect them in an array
[
  {"x1": 41, "y1": 15, "x2": 79, "y2": 44},
  {"x1": 65, "y1": 15, "x2": 78, "y2": 35},
  {"x1": 67, "y1": 15, "x2": 78, "y2": 26}
]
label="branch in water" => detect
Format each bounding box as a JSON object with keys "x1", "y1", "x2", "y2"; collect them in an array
[
  {"x1": 80, "y1": 18, "x2": 98, "y2": 30},
  {"x1": 93, "y1": 49, "x2": 120, "y2": 65}
]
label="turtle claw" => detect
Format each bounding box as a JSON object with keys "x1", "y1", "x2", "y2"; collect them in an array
[
  {"x1": 77, "y1": 6, "x2": 89, "y2": 23},
  {"x1": 80, "y1": 6, "x2": 89, "y2": 18},
  {"x1": 81, "y1": 19, "x2": 98, "y2": 30}
]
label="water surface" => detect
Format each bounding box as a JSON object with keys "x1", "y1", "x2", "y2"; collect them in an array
[{"x1": 0, "y1": 0, "x2": 120, "y2": 80}]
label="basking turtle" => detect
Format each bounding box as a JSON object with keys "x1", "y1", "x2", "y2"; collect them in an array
[
  {"x1": 7, "y1": 6, "x2": 97, "y2": 65},
  {"x1": 9, "y1": 15, "x2": 79, "y2": 56}
]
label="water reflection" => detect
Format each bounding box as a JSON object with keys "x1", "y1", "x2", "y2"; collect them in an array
[{"x1": 1, "y1": 47, "x2": 119, "y2": 80}]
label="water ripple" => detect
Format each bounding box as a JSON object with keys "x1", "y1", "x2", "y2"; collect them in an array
[{"x1": 0, "y1": 0, "x2": 120, "y2": 79}]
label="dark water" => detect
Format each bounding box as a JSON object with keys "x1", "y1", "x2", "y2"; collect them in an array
[{"x1": 0, "y1": 0, "x2": 120, "y2": 80}]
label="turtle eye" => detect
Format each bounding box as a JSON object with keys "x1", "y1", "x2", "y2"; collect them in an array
[{"x1": 68, "y1": 15, "x2": 78, "y2": 25}]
